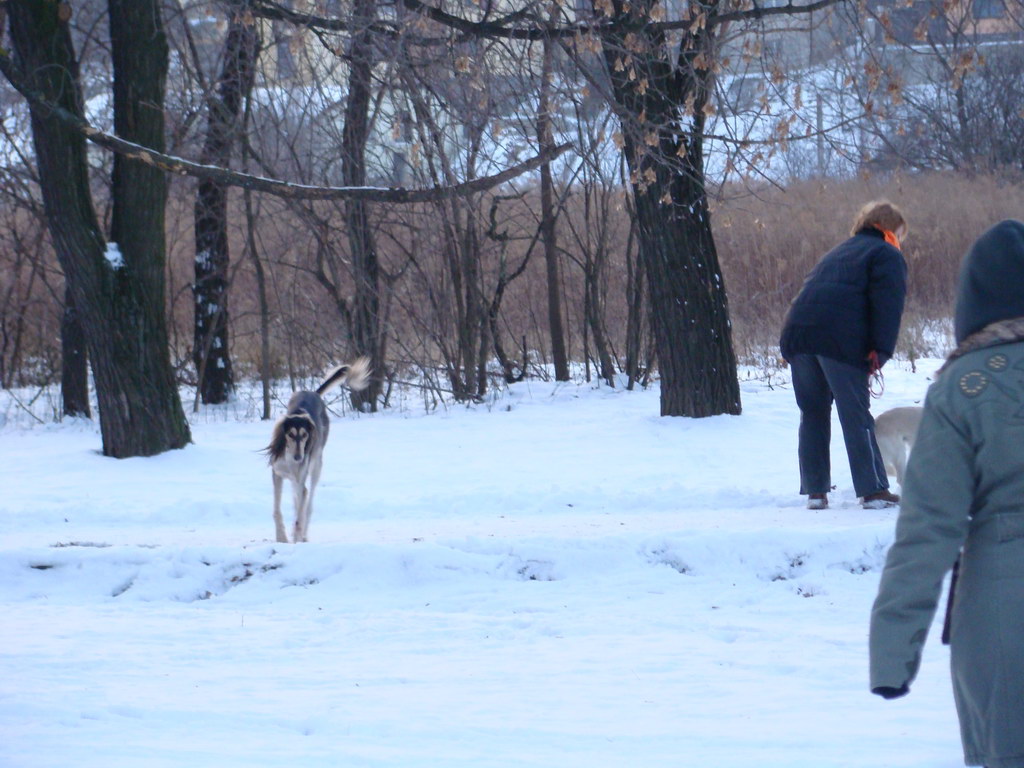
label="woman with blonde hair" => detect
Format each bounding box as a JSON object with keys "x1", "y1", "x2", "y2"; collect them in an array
[{"x1": 779, "y1": 200, "x2": 908, "y2": 509}]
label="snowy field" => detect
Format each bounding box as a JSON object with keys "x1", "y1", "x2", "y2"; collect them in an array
[{"x1": 0, "y1": 361, "x2": 965, "y2": 768}]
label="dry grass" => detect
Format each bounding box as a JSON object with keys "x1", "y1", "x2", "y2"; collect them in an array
[
  {"x1": 3, "y1": 171, "x2": 1021, "y2": 388},
  {"x1": 715, "y1": 172, "x2": 1024, "y2": 368}
]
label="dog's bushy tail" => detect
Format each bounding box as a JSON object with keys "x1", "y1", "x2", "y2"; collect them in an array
[{"x1": 316, "y1": 357, "x2": 371, "y2": 395}]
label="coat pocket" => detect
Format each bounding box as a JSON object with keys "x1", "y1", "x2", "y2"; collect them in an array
[{"x1": 997, "y1": 513, "x2": 1024, "y2": 544}]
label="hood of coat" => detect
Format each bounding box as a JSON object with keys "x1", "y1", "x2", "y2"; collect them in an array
[{"x1": 954, "y1": 219, "x2": 1024, "y2": 343}]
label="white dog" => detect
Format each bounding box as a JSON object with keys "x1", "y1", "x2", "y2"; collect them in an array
[
  {"x1": 264, "y1": 358, "x2": 370, "y2": 543},
  {"x1": 874, "y1": 406, "x2": 923, "y2": 487}
]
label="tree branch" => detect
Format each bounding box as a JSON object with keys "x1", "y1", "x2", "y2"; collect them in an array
[
  {"x1": 0, "y1": 50, "x2": 571, "y2": 203},
  {"x1": 705, "y1": 0, "x2": 845, "y2": 27},
  {"x1": 252, "y1": 0, "x2": 388, "y2": 34},
  {"x1": 252, "y1": 0, "x2": 545, "y2": 44},
  {"x1": 401, "y1": 0, "x2": 576, "y2": 40},
  {"x1": 398, "y1": 0, "x2": 846, "y2": 39}
]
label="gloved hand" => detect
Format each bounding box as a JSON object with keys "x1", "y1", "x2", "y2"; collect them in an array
[{"x1": 872, "y1": 683, "x2": 909, "y2": 700}]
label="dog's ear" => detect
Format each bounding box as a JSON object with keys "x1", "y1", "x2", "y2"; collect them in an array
[{"x1": 264, "y1": 418, "x2": 287, "y2": 463}]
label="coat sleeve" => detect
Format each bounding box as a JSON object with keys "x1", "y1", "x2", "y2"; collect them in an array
[
  {"x1": 868, "y1": 385, "x2": 974, "y2": 693},
  {"x1": 867, "y1": 246, "x2": 907, "y2": 360}
]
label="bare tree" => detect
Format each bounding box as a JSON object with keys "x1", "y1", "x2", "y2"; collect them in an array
[
  {"x1": 537, "y1": 10, "x2": 570, "y2": 382},
  {"x1": 0, "y1": 94, "x2": 90, "y2": 415},
  {"x1": 192, "y1": 0, "x2": 261, "y2": 405},
  {"x1": 0, "y1": 206, "x2": 49, "y2": 388},
  {"x1": 561, "y1": 114, "x2": 625, "y2": 387},
  {"x1": 390, "y1": 0, "x2": 841, "y2": 416},
  {"x1": 852, "y1": 0, "x2": 1024, "y2": 173},
  {"x1": 341, "y1": 0, "x2": 385, "y2": 411},
  {"x1": 6, "y1": 0, "x2": 906, "y2": 424},
  {"x1": 4, "y1": 0, "x2": 191, "y2": 456}
]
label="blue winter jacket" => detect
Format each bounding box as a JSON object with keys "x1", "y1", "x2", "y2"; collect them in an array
[{"x1": 779, "y1": 227, "x2": 907, "y2": 370}]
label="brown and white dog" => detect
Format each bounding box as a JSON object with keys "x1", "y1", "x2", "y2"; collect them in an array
[
  {"x1": 874, "y1": 405, "x2": 923, "y2": 488},
  {"x1": 264, "y1": 359, "x2": 370, "y2": 543}
]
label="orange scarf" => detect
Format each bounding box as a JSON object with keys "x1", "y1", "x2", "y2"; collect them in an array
[{"x1": 881, "y1": 229, "x2": 901, "y2": 251}]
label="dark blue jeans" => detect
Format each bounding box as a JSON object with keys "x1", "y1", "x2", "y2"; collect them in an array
[{"x1": 789, "y1": 354, "x2": 889, "y2": 498}]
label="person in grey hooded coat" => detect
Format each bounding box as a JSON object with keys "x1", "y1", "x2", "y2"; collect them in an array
[{"x1": 869, "y1": 219, "x2": 1024, "y2": 768}]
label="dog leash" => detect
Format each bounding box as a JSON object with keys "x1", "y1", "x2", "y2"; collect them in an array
[
  {"x1": 869, "y1": 370, "x2": 885, "y2": 398},
  {"x1": 867, "y1": 351, "x2": 885, "y2": 399}
]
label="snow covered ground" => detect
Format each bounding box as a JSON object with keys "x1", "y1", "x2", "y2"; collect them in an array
[{"x1": 0, "y1": 361, "x2": 965, "y2": 768}]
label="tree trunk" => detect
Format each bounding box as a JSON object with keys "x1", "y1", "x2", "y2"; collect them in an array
[
  {"x1": 463, "y1": 218, "x2": 488, "y2": 397},
  {"x1": 538, "y1": 22, "x2": 570, "y2": 382},
  {"x1": 624, "y1": 209, "x2": 645, "y2": 390},
  {"x1": 0, "y1": 239, "x2": 36, "y2": 388},
  {"x1": 632, "y1": 174, "x2": 740, "y2": 416},
  {"x1": 598, "y1": 1, "x2": 741, "y2": 416},
  {"x1": 6, "y1": 0, "x2": 191, "y2": 457},
  {"x1": 60, "y1": 284, "x2": 90, "y2": 418},
  {"x1": 577, "y1": 171, "x2": 617, "y2": 386},
  {"x1": 104, "y1": 0, "x2": 191, "y2": 451},
  {"x1": 584, "y1": 256, "x2": 617, "y2": 386},
  {"x1": 486, "y1": 221, "x2": 533, "y2": 384},
  {"x1": 243, "y1": 183, "x2": 272, "y2": 419},
  {"x1": 342, "y1": 0, "x2": 383, "y2": 411},
  {"x1": 192, "y1": 1, "x2": 260, "y2": 404}
]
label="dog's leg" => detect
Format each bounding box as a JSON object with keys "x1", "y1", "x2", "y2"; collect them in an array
[
  {"x1": 876, "y1": 432, "x2": 899, "y2": 482},
  {"x1": 272, "y1": 473, "x2": 289, "y2": 543},
  {"x1": 296, "y1": 486, "x2": 310, "y2": 543},
  {"x1": 290, "y1": 481, "x2": 305, "y2": 548},
  {"x1": 894, "y1": 441, "x2": 909, "y2": 487},
  {"x1": 301, "y1": 453, "x2": 324, "y2": 543}
]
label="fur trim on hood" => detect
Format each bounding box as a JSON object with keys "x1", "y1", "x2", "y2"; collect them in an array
[{"x1": 938, "y1": 316, "x2": 1024, "y2": 374}]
